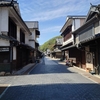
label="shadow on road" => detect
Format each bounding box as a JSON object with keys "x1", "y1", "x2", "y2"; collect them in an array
[{"x1": 1, "y1": 83, "x2": 100, "y2": 100}]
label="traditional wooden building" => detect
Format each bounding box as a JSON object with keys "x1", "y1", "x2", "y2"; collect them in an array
[
  {"x1": 0, "y1": 0, "x2": 40, "y2": 73},
  {"x1": 51, "y1": 38, "x2": 63, "y2": 58},
  {"x1": 73, "y1": 4, "x2": 100, "y2": 74},
  {"x1": 25, "y1": 21, "x2": 41, "y2": 61},
  {"x1": 60, "y1": 16, "x2": 86, "y2": 67}
]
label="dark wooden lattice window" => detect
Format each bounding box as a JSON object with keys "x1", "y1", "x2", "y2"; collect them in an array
[
  {"x1": 20, "y1": 29, "x2": 25, "y2": 43},
  {"x1": 8, "y1": 17, "x2": 17, "y2": 39},
  {"x1": 64, "y1": 32, "x2": 72, "y2": 41},
  {"x1": 63, "y1": 25, "x2": 72, "y2": 42}
]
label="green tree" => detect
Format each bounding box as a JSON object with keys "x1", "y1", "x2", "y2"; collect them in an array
[{"x1": 40, "y1": 36, "x2": 62, "y2": 52}]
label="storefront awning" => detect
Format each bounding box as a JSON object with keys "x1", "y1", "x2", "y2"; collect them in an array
[
  {"x1": 80, "y1": 33, "x2": 100, "y2": 44},
  {"x1": 18, "y1": 43, "x2": 35, "y2": 50}
]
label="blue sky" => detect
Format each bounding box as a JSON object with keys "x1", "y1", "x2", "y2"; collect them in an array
[{"x1": 18, "y1": 0, "x2": 100, "y2": 45}]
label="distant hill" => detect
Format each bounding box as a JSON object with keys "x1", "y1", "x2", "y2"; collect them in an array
[{"x1": 40, "y1": 36, "x2": 62, "y2": 51}]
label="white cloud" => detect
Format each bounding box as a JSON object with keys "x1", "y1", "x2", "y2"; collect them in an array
[
  {"x1": 19, "y1": 0, "x2": 100, "y2": 21},
  {"x1": 18, "y1": 0, "x2": 100, "y2": 45},
  {"x1": 41, "y1": 25, "x2": 62, "y2": 34}
]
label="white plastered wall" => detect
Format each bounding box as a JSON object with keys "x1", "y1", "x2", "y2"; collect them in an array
[
  {"x1": 13, "y1": 47, "x2": 16, "y2": 60},
  {"x1": 0, "y1": 7, "x2": 8, "y2": 35},
  {"x1": 13, "y1": 26, "x2": 20, "y2": 61},
  {"x1": 0, "y1": 39, "x2": 10, "y2": 46},
  {"x1": 74, "y1": 19, "x2": 80, "y2": 30},
  {"x1": 29, "y1": 41, "x2": 35, "y2": 48},
  {"x1": 29, "y1": 29, "x2": 35, "y2": 48},
  {"x1": 72, "y1": 19, "x2": 80, "y2": 32},
  {"x1": 25, "y1": 33, "x2": 29, "y2": 45},
  {"x1": 30, "y1": 29, "x2": 35, "y2": 40},
  {"x1": 30, "y1": 29, "x2": 36, "y2": 40},
  {"x1": 72, "y1": 20, "x2": 75, "y2": 32},
  {"x1": 75, "y1": 34, "x2": 79, "y2": 44},
  {"x1": 0, "y1": 7, "x2": 10, "y2": 46},
  {"x1": 17, "y1": 26, "x2": 20, "y2": 41}
]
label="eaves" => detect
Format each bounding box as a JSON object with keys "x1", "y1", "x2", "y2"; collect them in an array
[
  {"x1": 61, "y1": 45, "x2": 76, "y2": 51},
  {"x1": 80, "y1": 33, "x2": 100, "y2": 44},
  {"x1": 60, "y1": 18, "x2": 72, "y2": 34}
]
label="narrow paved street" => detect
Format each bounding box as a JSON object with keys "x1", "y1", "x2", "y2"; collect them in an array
[{"x1": 0, "y1": 57, "x2": 100, "y2": 100}]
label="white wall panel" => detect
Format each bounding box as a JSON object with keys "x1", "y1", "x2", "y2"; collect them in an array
[
  {"x1": 72, "y1": 20, "x2": 75, "y2": 32},
  {"x1": 0, "y1": 8, "x2": 1, "y2": 34},
  {"x1": 75, "y1": 19, "x2": 80, "y2": 30},
  {"x1": 29, "y1": 41, "x2": 35, "y2": 48},
  {"x1": 0, "y1": 39, "x2": 10, "y2": 46},
  {"x1": 13, "y1": 47, "x2": 16, "y2": 60},
  {"x1": 0, "y1": 7, "x2": 8, "y2": 34},
  {"x1": 17, "y1": 26, "x2": 20, "y2": 41}
]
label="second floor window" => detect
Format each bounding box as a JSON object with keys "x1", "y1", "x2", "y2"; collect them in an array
[
  {"x1": 64, "y1": 32, "x2": 72, "y2": 42},
  {"x1": 63, "y1": 25, "x2": 72, "y2": 42},
  {"x1": 8, "y1": 17, "x2": 17, "y2": 39},
  {"x1": 20, "y1": 30, "x2": 25, "y2": 43}
]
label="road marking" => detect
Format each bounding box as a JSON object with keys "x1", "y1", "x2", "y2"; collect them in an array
[{"x1": 0, "y1": 84, "x2": 11, "y2": 99}]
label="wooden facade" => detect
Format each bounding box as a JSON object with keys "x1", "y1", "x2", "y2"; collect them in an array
[
  {"x1": 60, "y1": 16, "x2": 86, "y2": 67},
  {"x1": 51, "y1": 38, "x2": 63, "y2": 59},
  {"x1": 73, "y1": 5, "x2": 100, "y2": 74}
]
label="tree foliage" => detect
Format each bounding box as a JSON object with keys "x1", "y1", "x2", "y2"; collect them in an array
[{"x1": 40, "y1": 36, "x2": 62, "y2": 51}]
